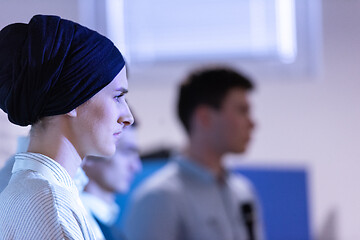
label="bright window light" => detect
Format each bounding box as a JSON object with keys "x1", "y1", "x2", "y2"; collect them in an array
[
  {"x1": 105, "y1": 0, "x2": 126, "y2": 55},
  {"x1": 275, "y1": 0, "x2": 297, "y2": 63},
  {"x1": 117, "y1": 0, "x2": 297, "y2": 64},
  {"x1": 103, "y1": 0, "x2": 321, "y2": 78}
]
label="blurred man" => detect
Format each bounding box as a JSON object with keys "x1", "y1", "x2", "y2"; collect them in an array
[
  {"x1": 124, "y1": 66, "x2": 263, "y2": 240},
  {"x1": 82, "y1": 123, "x2": 142, "y2": 240}
]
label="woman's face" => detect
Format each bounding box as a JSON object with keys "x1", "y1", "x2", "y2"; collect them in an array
[{"x1": 71, "y1": 67, "x2": 134, "y2": 158}]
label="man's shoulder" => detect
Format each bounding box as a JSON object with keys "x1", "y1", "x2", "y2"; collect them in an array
[
  {"x1": 228, "y1": 172, "x2": 257, "y2": 201},
  {"x1": 228, "y1": 172, "x2": 253, "y2": 186},
  {"x1": 132, "y1": 161, "x2": 184, "y2": 199}
]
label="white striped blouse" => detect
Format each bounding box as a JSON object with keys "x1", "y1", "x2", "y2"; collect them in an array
[{"x1": 0, "y1": 152, "x2": 96, "y2": 240}]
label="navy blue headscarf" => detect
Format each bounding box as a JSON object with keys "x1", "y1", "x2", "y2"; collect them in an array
[{"x1": 0, "y1": 15, "x2": 125, "y2": 126}]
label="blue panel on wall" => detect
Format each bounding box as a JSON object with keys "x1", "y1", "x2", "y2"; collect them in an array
[{"x1": 233, "y1": 167, "x2": 312, "y2": 240}]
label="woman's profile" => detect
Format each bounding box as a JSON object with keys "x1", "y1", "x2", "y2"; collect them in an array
[{"x1": 0, "y1": 15, "x2": 133, "y2": 239}]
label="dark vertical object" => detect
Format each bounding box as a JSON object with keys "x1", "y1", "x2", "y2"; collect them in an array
[{"x1": 241, "y1": 202, "x2": 256, "y2": 240}]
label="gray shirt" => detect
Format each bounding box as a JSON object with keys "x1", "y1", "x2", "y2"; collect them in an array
[
  {"x1": 124, "y1": 155, "x2": 264, "y2": 240},
  {"x1": 0, "y1": 156, "x2": 14, "y2": 193}
]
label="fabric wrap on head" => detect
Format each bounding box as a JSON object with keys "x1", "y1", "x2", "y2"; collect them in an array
[{"x1": 0, "y1": 15, "x2": 125, "y2": 126}]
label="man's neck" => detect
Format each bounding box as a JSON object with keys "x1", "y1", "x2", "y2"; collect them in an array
[{"x1": 185, "y1": 142, "x2": 225, "y2": 180}]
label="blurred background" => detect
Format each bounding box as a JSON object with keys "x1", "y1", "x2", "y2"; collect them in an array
[{"x1": 0, "y1": 0, "x2": 360, "y2": 239}]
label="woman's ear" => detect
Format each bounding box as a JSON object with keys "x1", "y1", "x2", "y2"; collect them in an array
[{"x1": 66, "y1": 109, "x2": 77, "y2": 117}]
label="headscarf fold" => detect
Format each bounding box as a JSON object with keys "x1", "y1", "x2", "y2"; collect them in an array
[{"x1": 0, "y1": 15, "x2": 125, "y2": 126}]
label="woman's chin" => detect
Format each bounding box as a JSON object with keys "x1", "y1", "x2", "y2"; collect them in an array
[{"x1": 91, "y1": 145, "x2": 116, "y2": 158}]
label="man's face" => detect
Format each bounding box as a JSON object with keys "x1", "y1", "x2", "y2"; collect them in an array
[
  {"x1": 209, "y1": 88, "x2": 255, "y2": 154},
  {"x1": 84, "y1": 127, "x2": 142, "y2": 193}
]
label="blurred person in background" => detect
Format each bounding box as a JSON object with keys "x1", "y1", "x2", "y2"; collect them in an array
[
  {"x1": 0, "y1": 136, "x2": 30, "y2": 193},
  {"x1": 124, "y1": 66, "x2": 264, "y2": 240},
  {"x1": 82, "y1": 122, "x2": 142, "y2": 240}
]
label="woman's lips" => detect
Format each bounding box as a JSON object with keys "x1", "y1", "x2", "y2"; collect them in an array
[{"x1": 113, "y1": 131, "x2": 122, "y2": 138}]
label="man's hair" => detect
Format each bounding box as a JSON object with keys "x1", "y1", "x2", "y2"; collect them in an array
[{"x1": 177, "y1": 66, "x2": 254, "y2": 134}]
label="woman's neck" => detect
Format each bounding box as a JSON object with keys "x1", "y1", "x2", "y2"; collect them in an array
[{"x1": 27, "y1": 124, "x2": 82, "y2": 178}]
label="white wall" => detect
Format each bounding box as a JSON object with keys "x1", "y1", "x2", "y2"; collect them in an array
[{"x1": 0, "y1": 0, "x2": 359, "y2": 239}]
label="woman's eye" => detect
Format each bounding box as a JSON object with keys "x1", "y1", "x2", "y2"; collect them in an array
[{"x1": 115, "y1": 94, "x2": 124, "y2": 101}]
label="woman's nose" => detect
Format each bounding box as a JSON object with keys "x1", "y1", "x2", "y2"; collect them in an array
[{"x1": 118, "y1": 104, "x2": 134, "y2": 127}]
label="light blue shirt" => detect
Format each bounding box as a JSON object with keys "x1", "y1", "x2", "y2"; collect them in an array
[{"x1": 124, "y1": 155, "x2": 264, "y2": 240}]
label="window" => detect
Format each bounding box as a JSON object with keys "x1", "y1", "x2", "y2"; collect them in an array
[
  {"x1": 86, "y1": 0, "x2": 321, "y2": 79},
  {"x1": 123, "y1": 0, "x2": 298, "y2": 64}
]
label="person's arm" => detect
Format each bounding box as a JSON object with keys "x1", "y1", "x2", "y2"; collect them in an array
[
  {"x1": 231, "y1": 174, "x2": 266, "y2": 240},
  {"x1": 123, "y1": 188, "x2": 181, "y2": 240},
  {"x1": 244, "y1": 179, "x2": 266, "y2": 240}
]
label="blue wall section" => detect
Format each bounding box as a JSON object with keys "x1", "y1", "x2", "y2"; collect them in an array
[
  {"x1": 117, "y1": 160, "x2": 312, "y2": 240},
  {"x1": 234, "y1": 167, "x2": 312, "y2": 240}
]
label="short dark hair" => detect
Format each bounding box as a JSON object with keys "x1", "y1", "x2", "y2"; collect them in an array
[{"x1": 177, "y1": 66, "x2": 254, "y2": 134}]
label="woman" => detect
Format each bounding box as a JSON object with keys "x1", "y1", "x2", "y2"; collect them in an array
[{"x1": 0, "y1": 15, "x2": 133, "y2": 239}]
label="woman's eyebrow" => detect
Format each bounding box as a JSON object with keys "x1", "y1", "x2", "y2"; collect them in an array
[{"x1": 115, "y1": 88, "x2": 128, "y2": 94}]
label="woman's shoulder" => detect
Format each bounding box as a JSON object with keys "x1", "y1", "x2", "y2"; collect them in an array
[
  {"x1": 1, "y1": 170, "x2": 58, "y2": 209},
  {"x1": 0, "y1": 170, "x2": 87, "y2": 239}
]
